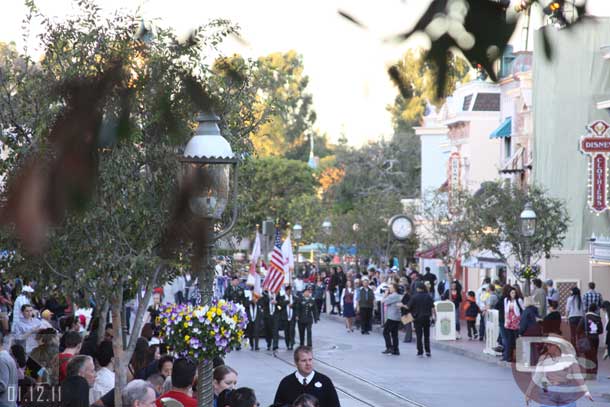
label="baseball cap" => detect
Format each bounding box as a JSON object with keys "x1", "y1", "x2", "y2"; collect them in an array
[
  {"x1": 22, "y1": 286, "x2": 34, "y2": 293},
  {"x1": 42, "y1": 310, "x2": 53, "y2": 319}
]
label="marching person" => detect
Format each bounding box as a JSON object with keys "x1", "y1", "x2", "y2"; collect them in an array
[
  {"x1": 273, "y1": 346, "x2": 340, "y2": 407},
  {"x1": 282, "y1": 286, "x2": 297, "y2": 350},
  {"x1": 224, "y1": 276, "x2": 247, "y2": 308},
  {"x1": 408, "y1": 282, "x2": 436, "y2": 357},
  {"x1": 296, "y1": 286, "x2": 319, "y2": 348},
  {"x1": 260, "y1": 290, "x2": 281, "y2": 351},
  {"x1": 245, "y1": 297, "x2": 263, "y2": 351},
  {"x1": 357, "y1": 278, "x2": 374, "y2": 335}
]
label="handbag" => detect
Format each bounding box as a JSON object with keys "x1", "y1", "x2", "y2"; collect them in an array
[{"x1": 401, "y1": 313, "x2": 414, "y2": 325}]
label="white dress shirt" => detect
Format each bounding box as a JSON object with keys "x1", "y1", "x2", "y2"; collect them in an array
[
  {"x1": 90, "y1": 366, "x2": 114, "y2": 403},
  {"x1": 295, "y1": 370, "x2": 315, "y2": 386}
]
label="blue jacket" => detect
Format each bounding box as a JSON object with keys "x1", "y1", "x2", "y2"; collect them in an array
[{"x1": 519, "y1": 305, "x2": 540, "y2": 336}]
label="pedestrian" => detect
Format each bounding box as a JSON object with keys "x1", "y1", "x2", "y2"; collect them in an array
[
  {"x1": 401, "y1": 285, "x2": 413, "y2": 343},
  {"x1": 520, "y1": 296, "x2": 542, "y2": 366},
  {"x1": 11, "y1": 285, "x2": 33, "y2": 333},
  {"x1": 381, "y1": 283, "x2": 403, "y2": 355},
  {"x1": 293, "y1": 393, "x2": 320, "y2": 407},
  {"x1": 296, "y1": 286, "x2": 318, "y2": 348},
  {"x1": 502, "y1": 287, "x2": 524, "y2": 362},
  {"x1": 12, "y1": 304, "x2": 44, "y2": 354},
  {"x1": 90, "y1": 341, "x2": 114, "y2": 404},
  {"x1": 443, "y1": 281, "x2": 462, "y2": 339},
  {"x1": 542, "y1": 300, "x2": 562, "y2": 335},
  {"x1": 312, "y1": 277, "x2": 326, "y2": 315},
  {"x1": 408, "y1": 282, "x2": 436, "y2": 357},
  {"x1": 531, "y1": 279, "x2": 547, "y2": 317},
  {"x1": 483, "y1": 284, "x2": 498, "y2": 342},
  {"x1": 213, "y1": 365, "x2": 238, "y2": 406},
  {"x1": 273, "y1": 346, "x2": 340, "y2": 407},
  {"x1": 421, "y1": 267, "x2": 437, "y2": 299},
  {"x1": 122, "y1": 380, "x2": 156, "y2": 407},
  {"x1": 61, "y1": 355, "x2": 96, "y2": 407},
  {"x1": 155, "y1": 358, "x2": 197, "y2": 407},
  {"x1": 328, "y1": 268, "x2": 338, "y2": 315},
  {"x1": 58, "y1": 331, "x2": 82, "y2": 383},
  {"x1": 283, "y1": 286, "x2": 297, "y2": 350},
  {"x1": 602, "y1": 301, "x2": 610, "y2": 361},
  {"x1": 579, "y1": 304, "x2": 604, "y2": 380},
  {"x1": 357, "y1": 278, "x2": 374, "y2": 335},
  {"x1": 340, "y1": 280, "x2": 355, "y2": 333},
  {"x1": 464, "y1": 291, "x2": 480, "y2": 340},
  {"x1": 0, "y1": 332, "x2": 18, "y2": 407},
  {"x1": 546, "y1": 279, "x2": 559, "y2": 303},
  {"x1": 228, "y1": 387, "x2": 258, "y2": 407},
  {"x1": 26, "y1": 327, "x2": 59, "y2": 384},
  {"x1": 245, "y1": 298, "x2": 263, "y2": 351},
  {"x1": 566, "y1": 287, "x2": 584, "y2": 350},
  {"x1": 582, "y1": 282, "x2": 603, "y2": 315}
]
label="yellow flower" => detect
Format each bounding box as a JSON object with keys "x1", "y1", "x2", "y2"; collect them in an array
[
  {"x1": 164, "y1": 318, "x2": 169, "y2": 324},
  {"x1": 183, "y1": 322, "x2": 189, "y2": 328},
  {"x1": 210, "y1": 331, "x2": 215, "y2": 336},
  {"x1": 216, "y1": 309, "x2": 222, "y2": 316},
  {"x1": 184, "y1": 335, "x2": 190, "y2": 342},
  {"x1": 232, "y1": 315, "x2": 238, "y2": 322},
  {"x1": 185, "y1": 315, "x2": 191, "y2": 321}
]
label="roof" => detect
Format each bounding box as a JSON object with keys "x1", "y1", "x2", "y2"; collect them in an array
[
  {"x1": 472, "y1": 93, "x2": 501, "y2": 111},
  {"x1": 490, "y1": 117, "x2": 512, "y2": 139}
]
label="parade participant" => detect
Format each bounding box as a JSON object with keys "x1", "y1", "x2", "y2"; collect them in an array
[
  {"x1": 381, "y1": 283, "x2": 404, "y2": 355},
  {"x1": 12, "y1": 304, "x2": 44, "y2": 354},
  {"x1": 261, "y1": 290, "x2": 283, "y2": 351},
  {"x1": 357, "y1": 278, "x2": 374, "y2": 335},
  {"x1": 122, "y1": 380, "x2": 156, "y2": 407},
  {"x1": 224, "y1": 276, "x2": 247, "y2": 307},
  {"x1": 339, "y1": 280, "x2": 355, "y2": 333},
  {"x1": 283, "y1": 286, "x2": 297, "y2": 350},
  {"x1": 273, "y1": 346, "x2": 340, "y2": 407},
  {"x1": 296, "y1": 286, "x2": 319, "y2": 348},
  {"x1": 155, "y1": 358, "x2": 197, "y2": 407},
  {"x1": 245, "y1": 297, "x2": 263, "y2": 351},
  {"x1": 408, "y1": 282, "x2": 436, "y2": 357}
]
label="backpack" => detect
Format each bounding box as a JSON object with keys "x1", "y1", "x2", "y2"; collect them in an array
[{"x1": 465, "y1": 301, "x2": 480, "y2": 318}]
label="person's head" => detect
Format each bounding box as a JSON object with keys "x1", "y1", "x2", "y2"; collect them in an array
[
  {"x1": 41, "y1": 309, "x2": 53, "y2": 321},
  {"x1": 533, "y1": 279, "x2": 542, "y2": 289},
  {"x1": 362, "y1": 278, "x2": 369, "y2": 287},
  {"x1": 483, "y1": 277, "x2": 491, "y2": 284},
  {"x1": 63, "y1": 331, "x2": 82, "y2": 352},
  {"x1": 303, "y1": 286, "x2": 312, "y2": 298},
  {"x1": 21, "y1": 304, "x2": 34, "y2": 319},
  {"x1": 450, "y1": 282, "x2": 458, "y2": 290},
  {"x1": 171, "y1": 358, "x2": 196, "y2": 390},
  {"x1": 146, "y1": 373, "x2": 165, "y2": 397},
  {"x1": 152, "y1": 292, "x2": 161, "y2": 305},
  {"x1": 389, "y1": 283, "x2": 398, "y2": 294},
  {"x1": 488, "y1": 284, "x2": 495, "y2": 293},
  {"x1": 96, "y1": 340, "x2": 114, "y2": 368},
  {"x1": 122, "y1": 379, "x2": 156, "y2": 407},
  {"x1": 104, "y1": 323, "x2": 113, "y2": 341},
  {"x1": 131, "y1": 337, "x2": 150, "y2": 372},
  {"x1": 467, "y1": 290, "x2": 475, "y2": 299},
  {"x1": 588, "y1": 303, "x2": 598, "y2": 313},
  {"x1": 571, "y1": 287, "x2": 581, "y2": 297},
  {"x1": 509, "y1": 287, "x2": 517, "y2": 300},
  {"x1": 602, "y1": 300, "x2": 610, "y2": 313},
  {"x1": 425, "y1": 267, "x2": 430, "y2": 273},
  {"x1": 588, "y1": 282, "x2": 596, "y2": 290},
  {"x1": 66, "y1": 355, "x2": 96, "y2": 386},
  {"x1": 548, "y1": 300, "x2": 558, "y2": 311},
  {"x1": 501, "y1": 284, "x2": 513, "y2": 299},
  {"x1": 293, "y1": 346, "x2": 313, "y2": 377},
  {"x1": 285, "y1": 286, "x2": 292, "y2": 295},
  {"x1": 158, "y1": 355, "x2": 173, "y2": 378},
  {"x1": 35, "y1": 327, "x2": 57, "y2": 347},
  {"x1": 232, "y1": 276, "x2": 239, "y2": 287},
  {"x1": 228, "y1": 387, "x2": 258, "y2": 407},
  {"x1": 416, "y1": 281, "x2": 426, "y2": 292},
  {"x1": 546, "y1": 279, "x2": 554, "y2": 288},
  {"x1": 140, "y1": 323, "x2": 154, "y2": 341},
  {"x1": 346, "y1": 280, "x2": 353, "y2": 289},
  {"x1": 293, "y1": 393, "x2": 320, "y2": 407},
  {"x1": 213, "y1": 365, "x2": 238, "y2": 396}
]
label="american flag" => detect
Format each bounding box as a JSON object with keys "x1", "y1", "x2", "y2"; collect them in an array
[{"x1": 262, "y1": 228, "x2": 285, "y2": 293}]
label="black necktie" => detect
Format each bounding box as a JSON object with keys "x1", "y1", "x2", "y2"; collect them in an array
[{"x1": 302, "y1": 378, "x2": 307, "y2": 386}]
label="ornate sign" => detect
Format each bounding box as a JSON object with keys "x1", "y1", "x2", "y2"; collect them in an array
[
  {"x1": 580, "y1": 120, "x2": 610, "y2": 213},
  {"x1": 448, "y1": 152, "x2": 461, "y2": 214}
]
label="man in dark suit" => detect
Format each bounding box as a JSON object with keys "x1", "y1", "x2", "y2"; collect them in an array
[
  {"x1": 261, "y1": 290, "x2": 283, "y2": 351},
  {"x1": 282, "y1": 286, "x2": 297, "y2": 350},
  {"x1": 357, "y1": 277, "x2": 374, "y2": 334},
  {"x1": 224, "y1": 276, "x2": 247, "y2": 307},
  {"x1": 273, "y1": 346, "x2": 340, "y2": 407},
  {"x1": 296, "y1": 286, "x2": 319, "y2": 347},
  {"x1": 245, "y1": 297, "x2": 263, "y2": 351}
]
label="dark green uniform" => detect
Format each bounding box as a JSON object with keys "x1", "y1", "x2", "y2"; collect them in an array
[
  {"x1": 224, "y1": 284, "x2": 247, "y2": 307},
  {"x1": 296, "y1": 294, "x2": 319, "y2": 347}
]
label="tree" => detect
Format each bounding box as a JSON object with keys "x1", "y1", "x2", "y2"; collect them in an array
[
  {"x1": 465, "y1": 181, "x2": 570, "y2": 270},
  {"x1": 0, "y1": 2, "x2": 260, "y2": 404}
]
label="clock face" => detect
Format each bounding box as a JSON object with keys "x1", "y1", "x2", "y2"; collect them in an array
[{"x1": 391, "y1": 216, "x2": 413, "y2": 240}]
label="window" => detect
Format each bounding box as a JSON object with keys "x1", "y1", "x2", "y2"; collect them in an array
[{"x1": 504, "y1": 136, "x2": 512, "y2": 160}]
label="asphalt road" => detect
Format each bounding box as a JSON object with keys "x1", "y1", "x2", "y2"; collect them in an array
[{"x1": 226, "y1": 315, "x2": 610, "y2": 407}]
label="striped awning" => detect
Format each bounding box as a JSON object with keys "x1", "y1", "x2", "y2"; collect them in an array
[{"x1": 490, "y1": 117, "x2": 512, "y2": 139}]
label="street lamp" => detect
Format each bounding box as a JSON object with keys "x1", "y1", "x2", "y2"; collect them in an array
[
  {"x1": 352, "y1": 223, "x2": 360, "y2": 271},
  {"x1": 180, "y1": 112, "x2": 238, "y2": 407},
  {"x1": 520, "y1": 202, "x2": 537, "y2": 296},
  {"x1": 293, "y1": 223, "x2": 302, "y2": 279}
]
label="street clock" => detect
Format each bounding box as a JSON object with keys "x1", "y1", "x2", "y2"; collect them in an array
[{"x1": 388, "y1": 215, "x2": 414, "y2": 241}]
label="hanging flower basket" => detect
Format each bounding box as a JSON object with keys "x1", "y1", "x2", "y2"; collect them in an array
[
  {"x1": 513, "y1": 264, "x2": 541, "y2": 281},
  {"x1": 159, "y1": 299, "x2": 248, "y2": 362}
]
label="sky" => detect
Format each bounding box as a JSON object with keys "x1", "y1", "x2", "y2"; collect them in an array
[{"x1": 1, "y1": 0, "x2": 610, "y2": 146}]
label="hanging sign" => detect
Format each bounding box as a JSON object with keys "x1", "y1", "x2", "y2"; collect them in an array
[{"x1": 580, "y1": 120, "x2": 610, "y2": 213}]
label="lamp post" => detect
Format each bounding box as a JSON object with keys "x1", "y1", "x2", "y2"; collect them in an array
[
  {"x1": 352, "y1": 223, "x2": 359, "y2": 271},
  {"x1": 321, "y1": 219, "x2": 332, "y2": 267},
  {"x1": 520, "y1": 202, "x2": 537, "y2": 296},
  {"x1": 293, "y1": 223, "x2": 302, "y2": 279},
  {"x1": 180, "y1": 112, "x2": 238, "y2": 407}
]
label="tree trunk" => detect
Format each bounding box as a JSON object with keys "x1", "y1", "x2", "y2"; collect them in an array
[{"x1": 98, "y1": 300, "x2": 110, "y2": 345}]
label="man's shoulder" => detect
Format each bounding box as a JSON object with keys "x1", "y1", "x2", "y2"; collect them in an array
[{"x1": 312, "y1": 371, "x2": 335, "y2": 384}]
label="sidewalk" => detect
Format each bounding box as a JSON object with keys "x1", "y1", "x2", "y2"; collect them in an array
[{"x1": 325, "y1": 313, "x2": 610, "y2": 402}]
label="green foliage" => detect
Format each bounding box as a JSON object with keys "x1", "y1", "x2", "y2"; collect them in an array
[
  {"x1": 235, "y1": 156, "x2": 320, "y2": 237},
  {"x1": 465, "y1": 181, "x2": 571, "y2": 266}
]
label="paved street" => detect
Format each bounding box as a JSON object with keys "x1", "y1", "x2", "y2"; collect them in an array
[{"x1": 227, "y1": 315, "x2": 610, "y2": 407}]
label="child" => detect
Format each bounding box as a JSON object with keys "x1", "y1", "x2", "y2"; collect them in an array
[{"x1": 465, "y1": 291, "x2": 480, "y2": 340}]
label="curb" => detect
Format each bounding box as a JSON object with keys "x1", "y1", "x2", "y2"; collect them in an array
[{"x1": 323, "y1": 313, "x2": 511, "y2": 368}]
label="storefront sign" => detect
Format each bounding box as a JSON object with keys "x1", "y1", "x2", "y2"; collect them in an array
[{"x1": 580, "y1": 120, "x2": 610, "y2": 213}]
